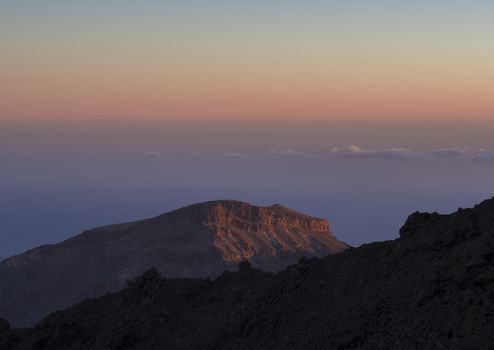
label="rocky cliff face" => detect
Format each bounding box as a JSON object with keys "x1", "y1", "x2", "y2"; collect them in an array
[
  {"x1": 2, "y1": 198, "x2": 494, "y2": 349},
  {"x1": 204, "y1": 201, "x2": 345, "y2": 266},
  {"x1": 0, "y1": 200, "x2": 348, "y2": 327}
]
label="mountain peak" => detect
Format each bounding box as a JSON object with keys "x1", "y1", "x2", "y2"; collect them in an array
[
  {"x1": 167, "y1": 200, "x2": 323, "y2": 219},
  {"x1": 155, "y1": 200, "x2": 341, "y2": 265},
  {"x1": 0, "y1": 200, "x2": 348, "y2": 327}
]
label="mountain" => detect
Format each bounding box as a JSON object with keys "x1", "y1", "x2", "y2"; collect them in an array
[
  {"x1": 2, "y1": 198, "x2": 494, "y2": 349},
  {"x1": 0, "y1": 200, "x2": 349, "y2": 327}
]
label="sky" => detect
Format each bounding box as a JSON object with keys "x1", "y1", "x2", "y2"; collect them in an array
[
  {"x1": 1, "y1": 1, "x2": 494, "y2": 258},
  {"x1": 1, "y1": 0, "x2": 494, "y2": 120}
]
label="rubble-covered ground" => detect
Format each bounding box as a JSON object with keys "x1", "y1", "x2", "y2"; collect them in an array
[{"x1": 2, "y1": 199, "x2": 494, "y2": 349}]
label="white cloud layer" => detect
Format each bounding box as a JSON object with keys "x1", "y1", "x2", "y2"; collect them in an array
[
  {"x1": 330, "y1": 145, "x2": 416, "y2": 159},
  {"x1": 267, "y1": 149, "x2": 320, "y2": 158},
  {"x1": 132, "y1": 147, "x2": 494, "y2": 162},
  {"x1": 330, "y1": 145, "x2": 494, "y2": 161},
  {"x1": 145, "y1": 151, "x2": 163, "y2": 157}
]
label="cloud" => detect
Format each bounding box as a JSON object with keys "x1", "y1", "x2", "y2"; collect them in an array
[
  {"x1": 331, "y1": 145, "x2": 415, "y2": 160},
  {"x1": 430, "y1": 148, "x2": 494, "y2": 161},
  {"x1": 471, "y1": 149, "x2": 494, "y2": 162},
  {"x1": 223, "y1": 152, "x2": 263, "y2": 159},
  {"x1": 210, "y1": 150, "x2": 320, "y2": 159},
  {"x1": 145, "y1": 151, "x2": 163, "y2": 157},
  {"x1": 470, "y1": 148, "x2": 494, "y2": 162},
  {"x1": 267, "y1": 149, "x2": 320, "y2": 158},
  {"x1": 142, "y1": 147, "x2": 494, "y2": 162},
  {"x1": 431, "y1": 148, "x2": 470, "y2": 159},
  {"x1": 331, "y1": 145, "x2": 494, "y2": 162},
  {"x1": 143, "y1": 151, "x2": 201, "y2": 159}
]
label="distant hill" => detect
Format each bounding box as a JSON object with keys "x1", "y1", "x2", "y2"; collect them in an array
[
  {"x1": 2, "y1": 198, "x2": 494, "y2": 349},
  {"x1": 0, "y1": 200, "x2": 349, "y2": 327}
]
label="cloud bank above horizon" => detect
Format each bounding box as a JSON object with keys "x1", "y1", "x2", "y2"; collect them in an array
[{"x1": 122, "y1": 146, "x2": 494, "y2": 162}]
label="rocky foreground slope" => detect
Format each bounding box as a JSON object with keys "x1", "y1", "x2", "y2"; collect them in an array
[
  {"x1": 3, "y1": 198, "x2": 494, "y2": 349},
  {"x1": 0, "y1": 200, "x2": 348, "y2": 327},
  {"x1": 1, "y1": 199, "x2": 494, "y2": 349}
]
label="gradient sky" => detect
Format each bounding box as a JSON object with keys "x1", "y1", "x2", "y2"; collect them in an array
[{"x1": 1, "y1": 0, "x2": 493, "y2": 120}]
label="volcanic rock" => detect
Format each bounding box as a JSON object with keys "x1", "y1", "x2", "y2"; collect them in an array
[
  {"x1": 0, "y1": 200, "x2": 348, "y2": 327},
  {"x1": 2, "y1": 198, "x2": 494, "y2": 349}
]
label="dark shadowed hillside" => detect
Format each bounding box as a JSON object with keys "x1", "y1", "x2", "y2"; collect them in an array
[
  {"x1": 0, "y1": 200, "x2": 348, "y2": 327},
  {"x1": 2, "y1": 198, "x2": 494, "y2": 349}
]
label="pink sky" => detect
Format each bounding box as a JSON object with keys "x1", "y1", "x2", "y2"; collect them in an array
[{"x1": 1, "y1": 1, "x2": 493, "y2": 121}]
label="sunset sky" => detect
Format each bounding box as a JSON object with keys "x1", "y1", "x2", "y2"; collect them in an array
[{"x1": 1, "y1": 0, "x2": 493, "y2": 120}]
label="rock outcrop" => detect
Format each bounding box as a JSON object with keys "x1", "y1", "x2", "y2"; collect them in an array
[
  {"x1": 2, "y1": 198, "x2": 494, "y2": 349},
  {"x1": 0, "y1": 200, "x2": 348, "y2": 327}
]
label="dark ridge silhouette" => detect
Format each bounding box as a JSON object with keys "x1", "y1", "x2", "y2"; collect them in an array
[
  {"x1": 0, "y1": 200, "x2": 349, "y2": 327},
  {"x1": 2, "y1": 198, "x2": 494, "y2": 349}
]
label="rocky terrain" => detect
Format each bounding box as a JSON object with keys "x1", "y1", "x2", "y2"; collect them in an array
[
  {"x1": 2, "y1": 198, "x2": 494, "y2": 349},
  {"x1": 0, "y1": 200, "x2": 348, "y2": 327}
]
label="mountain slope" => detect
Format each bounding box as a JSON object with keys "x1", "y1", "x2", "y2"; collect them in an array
[
  {"x1": 2, "y1": 198, "x2": 494, "y2": 349},
  {"x1": 0, "y1": 200, "x2": 349, "y2": 327}
]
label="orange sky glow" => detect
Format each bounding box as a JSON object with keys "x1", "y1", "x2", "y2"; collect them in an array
[{"x1": 1, "y1": 1, "x2": 493, "y2": 121}]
